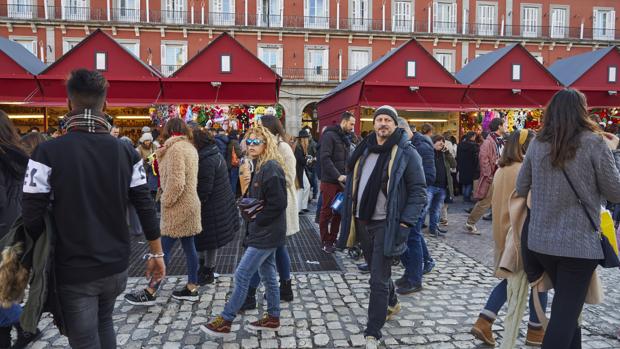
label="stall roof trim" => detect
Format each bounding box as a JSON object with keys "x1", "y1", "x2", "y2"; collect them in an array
[
  {"x1": 455, "y1": 44, "x2": 516, "y2": 84},
  {"x1": 40, "y1": 29, "x2": 161, "y2": 77},
  {"x1": 0, "y1": 37, "x2": 46, "y2": 75},
  {"x1": 548, "y1": 46, "x2": 617, "y2": 86}
]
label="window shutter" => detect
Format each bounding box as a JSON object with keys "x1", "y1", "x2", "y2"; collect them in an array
[
  {"x1": 593, "y1": 10, "x2": 599, "y2": 32},
  {"x1": 304, "y1": 0, "x2": 309, "y2": 17},
  {"x1": 257, "y1": 0, "x2": 263, "y2": 24},
  {"x1": 450, "y1": 2, "x2": 456, "y2": 27},
  {"x1": 609, "y1": 10, "x2": 616, "y2": 32},
  {"x1": 161, "y1": 44, "x2": 167, "y2": 72},
  {"x1": 323, "y1": 48, "x2": 329, "y2": 71},
  {"x1": 277, "y1": 47, "x2": 283, "y2": 72},
  {"x1": 433, "y1": 1, "x2": 438, "y2": 30}
]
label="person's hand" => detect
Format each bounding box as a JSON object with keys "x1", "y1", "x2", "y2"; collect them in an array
[
  {"x1": 338, "y1": 175, "x2": 347, "y2": 183},
  {"x1": 145, "y1": 257, "x2": 166, "y2": 288}
]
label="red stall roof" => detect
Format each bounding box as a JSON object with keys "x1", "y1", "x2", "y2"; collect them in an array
[
  {"x1": 34, "y1": 29, "x2": 162, "y2": 107},
  {"x1": 161, "y1": 32, "x2": 281, "y2": 105},
  {"x1": 456, "y1": 44, "x2": 562, "y2": 108},
  {"x1": 548, "y1": 46, "x2": 620, "y2": 108},
  {"x1": 317, "y1": 38, "x2": 471, "y2": 125},
  {"x1": 0, "y1": 37, "x2": 46, "y2": 104}
]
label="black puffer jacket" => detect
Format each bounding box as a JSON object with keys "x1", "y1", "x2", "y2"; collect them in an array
[
  {"x1": 0, "y1": 144, "x2": 28, "y2": 239},
  {"x1": 195, "y1": 144, "x2": 238, "y2": 251},
  {"x1": 411, "y1": 132, "x2": 436, "y2": 186},
  {"x1": 319, "y1": 125, "x2": 350, "y2": 184},
  {"x1": 456, "y1": 140, "x2": 480, "y2": 185}
]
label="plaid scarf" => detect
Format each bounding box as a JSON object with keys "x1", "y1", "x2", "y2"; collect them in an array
[{"x1": 63, "y1": 109, "x2": 112, "y2": 134}]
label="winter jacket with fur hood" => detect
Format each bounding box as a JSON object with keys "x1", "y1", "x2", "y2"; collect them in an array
[
  {"x1": 157, "y1": 136, "x2": 202, "y2": 238},
  {"x1": 0, "y1": 144, "x2": 28, "y2": 239}
]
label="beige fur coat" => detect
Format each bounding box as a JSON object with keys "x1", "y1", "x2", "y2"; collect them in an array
[
  {"x1": 275, "y1": 135, "x2": 300, "y2": 236},
  {"x1": 157, "y1": 136, "x2": 202, "y2": 238}
]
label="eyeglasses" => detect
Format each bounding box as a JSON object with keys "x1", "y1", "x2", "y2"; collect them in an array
[{"x1": 246, "y1": 138, "x2": 265, "y2": 146}]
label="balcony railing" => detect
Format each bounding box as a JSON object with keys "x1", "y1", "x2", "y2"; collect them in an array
[
  {"x1": 281, "y1": 68, "x2": 355, "y2": 83},
  {"x1": 159, "y1": 64, "x2": 182, "y2": 77},
  {"x1": 1, "y1": 4, "x2": 618, "y2": 43}
]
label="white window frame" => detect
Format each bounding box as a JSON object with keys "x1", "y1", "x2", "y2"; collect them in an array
[
  {"x1": 520, "y1": 3, "x2": 542, "y2": 38},
  {"x1": 392, "y1": 0, "x2": 414, "y2": 33},
  {"x1": 258, "y1": 44, "x2": 283, "y2": 75},
  {"x1": 61, "y1": 0, "x2": 90, "y2": 21},
  {"x1": 593, "y1": 7, "x2": 616, "y2": 41},
  {"x1": 62, "y1": 37, "x2": 83, "y2": 54},
  {"x1": 512, "y1": 64, "x2": 521, "y2": 81},
  {"x1": 434, "y1": 49, "x2": 456, "y2": 74},
  {"x1": 348, "y1": 47, "x2": 371, "y2": 74},
  {"x1": 350, "y1": 0, "x2": 371, "y2": 31},
  {"x1": 433, "y1": 0, "x2": 457, "y2": 34},
  {"x1": 9, "y1": 36, "x2": 38, "y2": 56},
  {"x1": 114, "y1": 0, "x2": 140, "y2": 22},
  {"x1": 162, "y1": 0, "x2": 187, "y2": 24},
  {"x1": 161, "y1": 40, "x2": 188, "y2": 77},
  {"x1": 609, "y1": 66, "x2": 617, "y2": 83},
  {"x1": 210, "y1": 0, "x2": 235, "y2": 25},
  {"x1": 406, "y1": 60, "x2": 416, "y2": 78},
  {"x1": 304, "y1": 0, "x2": 330, "y2": 29},
  {"x1": 476, "y1": 1, "x2": 498, "y2": 36},
  {"x1": 549, "y1": 5, "x2": 569, "y2": 39},
  {"x1": 116, "y1": 39, "x2": 140, "y2": 58},
  {"x1": 257, "y1": 0, "x2": 284, "y2": 28},
  {"x1": 7, "y1": 0, "x2": 36, "y2": 19},
  {"x1": 305, "y1": 45, "x2": 329, "y2": 82}
]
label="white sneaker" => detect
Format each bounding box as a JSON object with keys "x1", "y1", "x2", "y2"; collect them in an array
[
  {"x1": 365, "y1": 336, "x2": 379, "y2": 349},
  {"x1": 464, "y1": 223, "x2": 480, "y2": 235}
]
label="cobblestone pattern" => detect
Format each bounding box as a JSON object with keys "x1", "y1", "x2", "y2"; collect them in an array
[{"x1": 26, "y1": 200, "x2": 620, "y2": 348}]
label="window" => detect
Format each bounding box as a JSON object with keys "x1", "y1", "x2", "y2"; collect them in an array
[
  {"x1": 116, "y1": 39, "x2": 140, "y2": 57},
  {"x1": 393, "y1": 0, "x2": 413, "y2": 32},
  {"x1": 609, "y1": 66, "x2": 617, "y2": 83},
  {"x1": 434, "y1": 50, "x2": 455, "y2": 73},
  {"x1": 114, "y1": 0, "x2": 140, "y2": 22},
  {"x1": 163, "y1": 0, "x2": 187, "y2": 24},
  {"x1": 210, "y1": 0, "x2": 235, "y2": 25},
  {"x1": 512, "y1": 64, "x2": 521, "y2": 81},
  {"x1": 63, "y1": 38, "x2": 83, "y2": 54},
  {"x1": 476, "y1": 2, "x2": 497, "y2": 36},
  {"x1": 407, "y1": 61, "x2": 416, "y2": 78},
  {"x1": 62, "y1": 0, "x2": 90, "y2": 21},
  {"x1": 305, "y1": 0, "x2": 329, "y2": 29},
  {"x1": 433, "y1": 1, "x2": 456, "y2": 34},
  {"x1": 10, "y1": 37, "x2": 37, "y2": 56},
  {"x1": 305, "y1": 46, "x2": 329, "y2": 82},
  {"x1": 594, "y1": 8, "x2": 616, "y2": 41},
  {"x1": 350, "y1": 0, "x2": 370, "y2": 31},
  {"x1": 550, "y1": 6, "x2": 568, "y2": 39},
  {"x1": 258, "y1": 45, "x2": 283, "y2": 75},
  {"x1": 349, "y1": 48, "x2": 371, "y2": 74},
  {"x1": 220, "y1": 55, "x2": 231, "y2": 72},
  {"x1": 257, "y1": 0, "x2": 283, "y2": 27},
  {"x1": 7, "y1": 0, "x2": 36, "y2": 19},
  {"x1": 95, "y1": 52, "x2": 107, "y2": 71},
  {"x1": 521, "y1": 4, "x2": 541, "y2": 38},
  {"x1": 161, "y1": 42, "x2": 187, "y2": 76}
]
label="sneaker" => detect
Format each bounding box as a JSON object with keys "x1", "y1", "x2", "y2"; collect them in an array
[
  {"x1": 429, "y1": 230, "x2": 446, "y2": 238},
  {"x1": 525, "y1": 325, "x2": 544, "y2": 346},
  {"x1": 386, "y1": 302, "x2": 401, "y2": 321},
  {"x1": 357, "y1": 263, "x2": 370, "y2": 274},
  {"x1": 464, "y1": 223, "x2": 480, "y2": 235},
  {"x1": 246, "y1": 314, "x2": 281, "y2": 332},
  {"x1": 365, "y1": 336, "x2": 379, "y2": 349},
  {"x1": 172, "y1": 286, "x2": 199, "y2": 301},
  {"x1": 124, "y1": 288, "x2": 156, "y2": 306},
  {"x1": 322, "y1": 244, "x2": 336, "y2": 254},
  {"x1": 395, "y1": 276, "x2": 408, "y2": 288},
  {"x1": 201, "y1": 316, "x2": 232, "y2": 337},
  {"x1": 12, "y1": 327, "x2": 42, "y2": 349},
  {"x1": 423, "y1": 260, "x2": 436, "y2": 274},
  {"x1": 198, "y1": 267, "x2": 215, "y2": 286},
  {"x1": 439, "y1": 218, "x2": 448, "y2": 226},
  {"x1": 396, "y1": 281, "x2": 423, "y2": 295}
]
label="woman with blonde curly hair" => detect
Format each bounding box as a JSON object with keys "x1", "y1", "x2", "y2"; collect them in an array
[{"x1": 202, "y1": 125, "x2": 288, "y2": 336}]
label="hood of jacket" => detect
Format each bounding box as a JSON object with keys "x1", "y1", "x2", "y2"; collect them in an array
[
  {"x1": 412, "y1": 132, "x2": 432, "y2": 149},
  {"x1": 458, "y1": 140, "x2": 478, "y2": 152},
  {"x1": 215, "y1": 134, "x2": 230, "y2": 144},
  {"x1": 198, "y1": 143, "x2": 220, "y2": 158},
  {"x1": 0, "y1": 144, "x2": 29, "y2": 180},
  {"x1": 156, "y1": 136, "x2": 190, "y2": 160}
]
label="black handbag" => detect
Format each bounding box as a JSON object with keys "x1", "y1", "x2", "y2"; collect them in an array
[
  {"x1": 237, "y1": 198, "x2": 264, "y2": 222},
  {"x1": 562, "y1": 169, "x2": 620, "y2": 268}
]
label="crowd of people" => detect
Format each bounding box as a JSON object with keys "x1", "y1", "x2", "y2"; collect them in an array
[{"x1": 0, "y1": 68, "x2": 619, "y2": 349}]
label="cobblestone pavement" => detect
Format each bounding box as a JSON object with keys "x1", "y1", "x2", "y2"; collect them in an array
[{"x1": 27, "y1": 200, "x2": 620, "y2": 348}]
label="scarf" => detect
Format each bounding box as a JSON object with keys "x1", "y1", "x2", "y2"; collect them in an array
[
  {"x1": 491, "y1": 132, "x2": 505, "y2": 156},
  {"x1": 63, "y1": 109, "x2": 112, "y2": 134},
  {"x1": 355, "y1": 128, "x2": 403, "y2": 221}
]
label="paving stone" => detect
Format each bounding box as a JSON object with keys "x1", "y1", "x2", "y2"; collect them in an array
[{"x1": 313, "y1": 333, "x2": 330, "y2": 347}]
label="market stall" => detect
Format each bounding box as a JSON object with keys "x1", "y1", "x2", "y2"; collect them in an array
[
  {"x1": 0, "y1": 37, "x2": 45, "y2": 105},
  {"x1": 317, "y1": 38, "x2": 473, "y2": 135}
]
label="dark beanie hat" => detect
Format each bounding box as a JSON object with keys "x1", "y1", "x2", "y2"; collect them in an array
[{"x1": 373, "y1": 105, "x2": 398, "y2": 124}]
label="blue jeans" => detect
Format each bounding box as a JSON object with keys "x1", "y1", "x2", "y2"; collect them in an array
[
  {"x1": 308, "y1": 168, "x2": 318, "y2": 198},
  {"x1": 401, "y1": 211, "x2": 433, "y2": 286},
  {"x1": 315, "y1": 193, "x2": 322, "y2": 221},
  {"x1": 250, "y1": 245, "x2": 291, "y2": 288},
  {"x1": 462, "y1": 184, "x2": 473, "y2": 202},
  {"x1": 222, "y1": 247, "x2": 279, "y2": 321},
  {"x1": 0, "y1": 304, "x2": 21, "y2": 327},
  {"x1": 426, "y1": 186, "x2": 447, "y2": 232},
  {"x1": 482, "y1": 279, "x2": 548, "y2": 325},
  {"x1": 161, "y1": 236, "x2": 199, "y2": 285},
  {"x1": 230, "y1": 167, "x2": 239, "y2": 197}
]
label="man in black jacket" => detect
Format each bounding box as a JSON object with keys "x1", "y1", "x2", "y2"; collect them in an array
[
  {"x1": 21, "y1": 69, "x2": 165, "y2": 349},
  {"x1": 318, "y1": 112, "x2": 355, "y2": 253}
]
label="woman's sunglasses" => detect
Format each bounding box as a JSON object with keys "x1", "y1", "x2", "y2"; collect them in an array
[{"x1": 246, "y1": 138, "x2": 265, "y2": 146}]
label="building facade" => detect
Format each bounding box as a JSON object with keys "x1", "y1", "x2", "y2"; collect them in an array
[{"x1": 1, "y1": 0, "x2": 618, "y2": 134}]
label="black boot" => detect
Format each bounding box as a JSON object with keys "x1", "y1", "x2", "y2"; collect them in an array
[
  {"x1": 239, "y1": 287, "x2": 257, "y2": 311},
  {"x1": 12, "y1": 324, "x2": 42, "y2": 349},
  {"x1": 198, "y1": 267, "x2": 215, "y2": 286},
  {"x1": 280, "y1": 279, "x2": 294, "y2": 302},
  {"x1": 0, "y1": 327, "x2": 11, "y2": 349}
]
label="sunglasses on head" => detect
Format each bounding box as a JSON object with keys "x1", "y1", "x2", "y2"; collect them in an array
[{"x1": 246, "y1": 138, "x2": 265, "y2": 146}]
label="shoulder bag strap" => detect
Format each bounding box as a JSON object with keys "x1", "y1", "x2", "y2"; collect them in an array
[{"x1": 561, "y1": 168, "x2": 598, "y2": 232}]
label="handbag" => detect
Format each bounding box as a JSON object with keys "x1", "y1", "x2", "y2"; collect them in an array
[
  {"x1": 562, "y1": 169, "x2": 620, "y2": 268},
  {"x1": 237, "y1": 197, "x2": 264, "y2": 222}
]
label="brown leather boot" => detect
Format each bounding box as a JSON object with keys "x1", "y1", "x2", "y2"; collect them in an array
[
  {"x1": 525, "y1": 325, "x2": 545, "y2": 346},
  {"x1": 471, "y1": 316, "x2": 496, "y2": 346}
]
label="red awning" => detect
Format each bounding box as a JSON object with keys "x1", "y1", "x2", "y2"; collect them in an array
[{"x1": 0, "y1": 37, "x2": 46, "y2": 104}]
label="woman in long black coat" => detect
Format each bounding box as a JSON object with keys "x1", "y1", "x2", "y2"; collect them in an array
[
  {"x1": 193, "y1": 128, "x2": 239, "y2": 285},
  {"x1": 456, "y1": 131, "x2": 480, "y2": 203}
]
